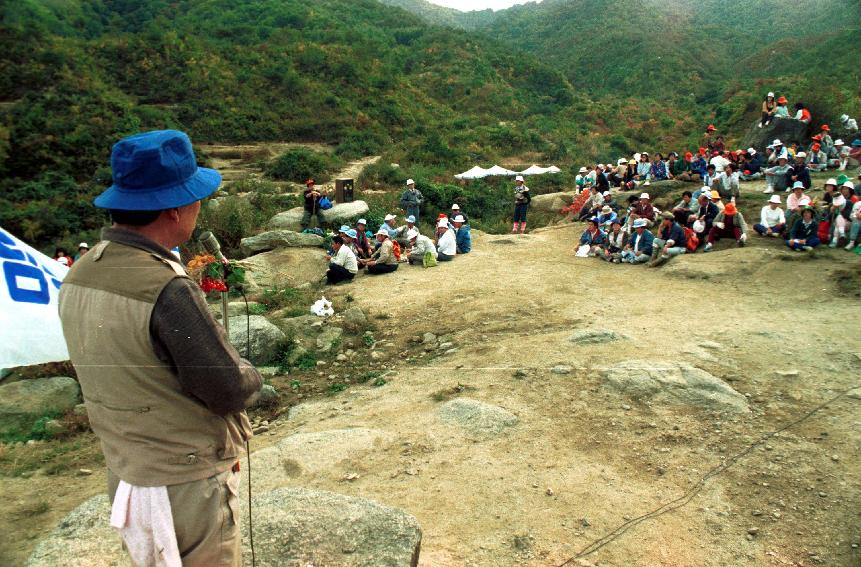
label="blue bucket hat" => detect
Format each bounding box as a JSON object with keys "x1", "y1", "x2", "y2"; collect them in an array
[
  {"x1": 852, "y1": 139, "x2": 861, "y2": 147},
  {"x1": 339, "y1": 225, "x2": 350, "y2": 233},
  {"x1": 345, "y1": 229, "x2": 357, "y2": 239},
  {"x1": 406, "y1": 215, "x2": 416, "y2": 223},
  {"x1": 94, "y1": 130, "x2": 221, "y2": 210}
]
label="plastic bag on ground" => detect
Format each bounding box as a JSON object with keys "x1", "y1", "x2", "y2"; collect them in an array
[{"x1": 310, "y1": 296, "x2": 334, "y2": 317}]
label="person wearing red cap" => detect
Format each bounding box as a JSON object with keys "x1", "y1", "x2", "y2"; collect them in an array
[
  {"x1": 702, "y1": 125, "x2": 717, "y2": 152},
  {"x1": 774, "y1": 96, "x2": 790, "y2": 118},
  {"x1": 704, "y1": 202, "x2": 748, "y2": 251},
  {"x1": 302, "y1": 178, "x2": 327, "y2": 230},
  {"x1": 806, "y1": 143, "x2": 828, "y2": 171},
  {"x1": 819, "y1": 126, "x2": 835, "y2": 157}
]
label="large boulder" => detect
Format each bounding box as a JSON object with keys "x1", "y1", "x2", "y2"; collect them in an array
[
  {"x1": 529, "y1": 191, "x2": 578, "y2": 213},
  {"x1": 227, "y1": 315, "x2": 287, "y2": 365},
  {"x1": 268, "y1": 201, "x2": 370, "y2": 231},
  {"x1": 246, "y1": 488, "x2": 422, "y2": 567},
  {"x1": 601, "y1": 360, "x2": 749, "y2": 413},
  {"x1": 237, "y1": 247, "x2": 327, "y2": 292},
  {"x1": 0, "y1": 377, "x2": 81, "y2": 436},
  {"x1": 240, "y1": 230, "x2": 325, "y2": 256},
  {"x1": 741, "y1": 117, "x2": 810, "y2": 153}
]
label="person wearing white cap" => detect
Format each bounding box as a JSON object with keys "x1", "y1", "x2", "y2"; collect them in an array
[
  {"x1": 625, "y1": 192, "x2": 656, "y2": 233},
  {"x1": 512, "y1": 175, "x2": 530, "y2": 234},
  {"x1": 405, "y1": 228, "x2": 437, "y2": 265},
  {"x1": 362, "y1": 228, "x2": 399, "y2": 274},
  {"x1": 74, "y1": 242, "x2": 90, "y2": 262},
  {"x1": 394, "y1": 214, "x2": 417, "y2": 248},
  {"x1": 839, "y1": 114, "x2": 858, "y2": 133},
  {"x1": 399, "y1": 179, "x2": 423, "y2": 224},
  {"x1": 788, "y1": 151, "x2": 811, "y2": 189},
  {"x1": 325, "y1": 235, "x2": 358, "y2": 284},
  {"x1": 845, "y1": 188, "x2": 861, "y2": 251},
  {"x1": 450, "y1": 204, "x2": 468, "y2": 224},
  {"x1": 620, "y1": 219, "x2": 653, "y2": 264},
  {"x1": 828, "y1": 181, "x2": 859, "y2": 248},
  {"x1": 452, "y1": 214, "x2": 471, "y2": 254},
  {"x1": 739, "y1": 148, "x2": 763, "y2": 181},
  {"x1": 763, "y1": 153, "x2": 790, "y2": 194},
  {"x1": 767, "y1": 139, "x2": 788, "y2": 163},
  {"x1": 435, "y1": 218, "x2": 457, "y2": 261},
  {"x1": 759, "y1": 92, "x2": 776, "y2": 128},
  {"x1": 830, "y1": 139, "x2": 849, "y2": 170},
  {"x1": 753, "y1": 194, "x2": 786, "y2": 237},
  {"x1": 379, "y1": 213, "x2": 399, "y2": 239},
  {"x1": 575, "y1": 166, "x2": 591, "y2": 191},
  {"x1": 353, "y1": 218, "x2": 372, "y2": 259}
]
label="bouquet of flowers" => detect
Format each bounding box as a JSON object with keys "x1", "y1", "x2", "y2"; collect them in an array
[{"x1": 186, "y1": 254, "x2": 245, "y2": 293}]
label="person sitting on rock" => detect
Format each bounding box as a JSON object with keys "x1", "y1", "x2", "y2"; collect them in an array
[
  {"x1": 405, "y1": 228, "x2": 437, "y2": 265},
  {"x1": 650, "y1": 152, "x2": 669, "y2": 181},
  {"x1": 715, "y1": 162, "x2": 740, "y2": 201},
  {"x1": 627, "y1": 192, "x2": 656, "y2": 230},
  {"x1": 786, "y1": 207, "x2": 820, "y2": 251},
  {"x1": 636, "y1": 152, "x2": 652, "y2": 185},
  {"x1": 436, "y1": 218, "x2": 457, "y2": 261},
  {"x1": 702, "y1": 163, "x2": 717, "y2": 191},
  {"x1": 353, "y1": 218, "x2": 372, "y2": 259},
  {"x1": 598, "y1": 219, "x2": 626, "y2": 263},
  {"x1": 830, "y1": 139, "x2": 850, "y2": 170},
  {"x1": 774, "y1": 96, "x2": 790, "y2": 118},
  {"x1": 704, "y1": 202, "x2": 747, "y2": 251},
  {"x1": 753, "y1": 195, "x2": 786, "y2": 238},
  {"x1": 575, "y1": 166, "x2": 592, "y2": 191},
  {"x1": 578, "y1": 186, "x2": 602, "y2": 221},
  {"x1": 399, "y1": 179, "x2": 424, "y2": 224},
  {"x1": 689, "y1": 191, "x2": 719, "y2": 242},
  {"x1": 302, "y1": 179, "x2": 326, "y2": 229},
  {"x1": 621, "y1": 219, "x2": 654, "y2": 264},
  {"x1": 740, "y1": 148, "x2": 763, "y2": 181},
  {"x1": 702, "y1": 124, "x2": 718, "y2": 152},
  {"x1": 821, "y1": 178, "x2": 839, "y2": 207},
  {"x1": 362, "y1": 229, "x2": 399, "y2": 274},
  {"x1": 325, "y1": 235, "x2": 358, "y2": 284},
  {"x1": 649, "y1": 211, "x2": 688, "y2": 266},
  {"x1": 709, "y1": 149, "x2": 731, "y2": 174},
  {"x1": 760, "y1": 91, "x2": 777, "y2": 127},
  {"x1": 686, "y1": 152, "x2": 707, "y2": 182},
  {"x1": 667, "y1": 152, "x2": 687, "y2": 180},
  {"x1": 839, "y1": 113, "x2": 858, "y2": 133},
  {"x1": 595, "y1": 164, "x2": 610, "y2": 191},
  {"x1": 379, "y1": 214, "x2": 400, "y2": 239},
  {"x1": 579, "y1": 218, "x2": 606, "y2": 256},
  {"x1": 453, "y1": 215, "x2": 471, "y2": 254},
  {"x1": 763, "y1": 155, "x2": 791, "y2": 194},
  {"x1": 670, "y1": 190, "x2": 694, "y2": 225},
  {"x1": 819, "y1": 125, "x2": 835, "y2": 156},
  {"x1": 806, "y1": 143, "x2": 828, "y2": 172},
  {"x1": 789, "y1": 152, "x2": 811, "y2": 189},
  {"x1": 622, "y1": 159, "x2": 638, "y2": 190},
  {"x1": 597, "y1": 205, "x2": 618, "y2": 229},
  {"x1": 793, "y1": 102, "x2": 812, "y2": 124}
]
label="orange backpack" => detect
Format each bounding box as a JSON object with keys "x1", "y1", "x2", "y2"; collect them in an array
[
  {"x1": 391, "y1": 240, "x2": 402, "y2": 260},
  {"x1": 683, "y1": 227, "x2": 699, "y2": 251}
]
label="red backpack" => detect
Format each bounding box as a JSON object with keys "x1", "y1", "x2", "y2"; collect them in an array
[
  {"x1": 683, "y1": 227, "x2": 699, "y2": 251},
  {"x1": 391, "y1": 240, "x2": 402, "y2": 261}
]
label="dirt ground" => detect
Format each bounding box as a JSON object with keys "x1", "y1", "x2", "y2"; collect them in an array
[{"x1": 3, "y1": 178, "x2": 861, "y2": 566}]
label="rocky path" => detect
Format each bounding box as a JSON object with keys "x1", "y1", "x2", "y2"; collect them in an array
[{"x1": 21, "y1": 220, "x2": 861, "y2": 566}]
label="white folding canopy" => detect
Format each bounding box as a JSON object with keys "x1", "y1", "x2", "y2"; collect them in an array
[
  {"x1": 454, "y1": 165, "x2": 491, "y2": 179},
  {"x1": 454, "y1": 164, "x2": 560, "y2": 179}
]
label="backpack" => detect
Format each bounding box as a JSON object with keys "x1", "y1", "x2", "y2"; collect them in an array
[
  {"x1": 422, "y1": 251, "x2": 437, "y2": 268},
  {"x1": 683, "y1": 227, "x2": 699, "y2": 251},
  {"x1": 391, "y1": 240, "x2": 401, "y2": 261},
  {"x1": 318, "y1": 196, "x2": 333, "y2": 210},
  {"x1": 817, "y1": 220, "x2": 831, "y2": 242}
]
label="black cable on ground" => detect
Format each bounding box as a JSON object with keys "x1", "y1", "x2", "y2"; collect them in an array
[
  {"x1": 557, "y1": 384, "x2": 860, "y2": 567},
  {"x1": 239, "y1": 289, "x2": 256, "y2": 567}
]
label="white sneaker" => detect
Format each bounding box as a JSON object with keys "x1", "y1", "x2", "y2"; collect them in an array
[
  {"x1": 763, "y1": 187, "x2": 774, "y2": 194},
  {"x1": 802, "y1": 246, "x2": 813, "y2": 251},
  {"x1": 703, "y1": 243, "x2": 713, "y2": 252},
  {"x1": 829, "y1": 240, "x2": 838, "y2": 248},
  {"x1": 758, "y1": 123, "x2": 762, "y2": 128},
  {"x1": 847, "y1": 242, "x2": 857, "y2": 251}
]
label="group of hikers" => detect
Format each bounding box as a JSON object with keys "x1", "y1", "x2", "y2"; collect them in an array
[{"x1": 304, "y1": 179, "x2": 473, "y2": 284}]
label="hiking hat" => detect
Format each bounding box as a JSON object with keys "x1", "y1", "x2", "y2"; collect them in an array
[
  {"x1": 811, "y1": 143, "x2": 821, "y2": 151},
  {"x1": 406, "y1": 229, "x2": 419, "y2": 240},
  {"x1": 699, "y1": 187, "x2": 710, "y2": 197},
  {"x1": 611, "y1": 218, "x2": 623, "y2": 225},
  {"x1": 95, "y1": 130, "x2": 221, "y2": 210},
  {"x1": 515, "y1": 175, "x2": 525, "y2": 182},
  {"x1": 345, "y1": 229, "x2": 357, "y2": 239},
  {"x1": 453, "y1": 215, "x2": 466, "y2": 223},
  {"x1": 840, "y1": 114, "x2": 849, "y2": 122},
  {"x1": 684, "y1": 151, "x2": 693, "y2": 160},
  {"x1": 601, "y1": 205, "x2": 612, "y2": 214},
  {"x1": 602, "y1": 191, "x2": 611, "y2": 197},
  {"x1": 769, "y1": 195, "x2": 781, "y2": 204},
  {"x1": 406, "y1": 215, "x2": 416, "y2": 223},
  {"x1": 796, "y1": 152, "x2": 806, "y2": 158},
  {"x1": 617, "y1": 158, "x2": 627, "y2": 165},
  {"x1": 339, "y1": 225, "x2": 350, "y2": 233},
  {"x1": 767, "y1": 91, "x2": 775, "y2": 97},
  {"x1": 641, "y1": 151, "x2": 650, "y2": 156},
  {"x1": 724, "y1": 203, "x2": 737, "y2": 215},
  {"x1": 773, "y1": 139, "x2": 782, "y2": 146},
  {"x1": 706, "y1": 124, "x2": 717, "y2": 132},
  {"x1": 853, "y1": 140, "x2": 861, "y2": 147},
  {"x1": 747, "y1": 147, "x2": 756, "y2": 155},
  {"x1": 376, "y1": 228, "x2": 389, "y2": 237},
  {"x1": 792, "y1": 181, "x2": 805, "y2": 190},
  {"x1": 698, "y1": 147, "x2": 707, "y2": 155},
  {"x1": 78, "y1": 242, "x2": 89, "y2": 249},
  {"x1": 451, "y1": 204, "x2": 461, "y2": 210},
  {"x1": 628, "y1": 159, "x2": 636, "y2": 165},
  {"x1": 843, "y1": 181, "x2": 856, "y2": 190},
  {"x1": 834, "y1": 139, "x2": 845, "y2": 146},
  {"x1": 825, "y1": 178, "x2": 837, "y2": 187},
  {"x1": 579, "y1": 167, "x2": 588, "y2": 173},
  {"x1": 777, "y1": 96, "x2": 787, "y2": 104},
  {"x1": 633, "y1": 219, "x2": 648, "y2": 228},
  {"x1": 710, "y1": 190, "x2": 721, "y2": 199},
  {"x1": 821, "y1": 124, "x2": 830, "y2": 131},
  {"x1": 639, "y1": 193, "x2": 650, "y2": 200},
  {"x1": 660, "y1": 211, "x2": 674, "y2": 220},
  {"x1": 406, "y1": 178, "x2": 415, "y2": 185},
  {"x1": 437, "y1": 218, "x2": 449, "y2": 228},
  {"x1": 384, "y1": 213, "x2": 396, "y2": 221},
  {"x1": 811, "y1": 134, "x2": 822, "y2": 141},
  {"x1": 357, "y1": 218, "x2": 367, "y2": 225}
]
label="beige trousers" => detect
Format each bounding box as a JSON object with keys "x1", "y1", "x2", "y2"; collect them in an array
[{"x1": 108, "y1": 467, "x2": 242, "y2": 567}]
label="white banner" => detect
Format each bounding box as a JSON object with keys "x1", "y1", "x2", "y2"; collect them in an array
[{"x1": 0, "y1": 227, "x2": 70, "y2": 368}]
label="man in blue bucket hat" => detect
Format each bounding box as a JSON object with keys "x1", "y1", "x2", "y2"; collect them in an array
[{"x1": 58, "y1": 130, "x2": 262, "y2": 567}]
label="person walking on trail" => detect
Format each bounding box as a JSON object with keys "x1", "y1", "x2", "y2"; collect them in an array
[
  {"x1": 760, "y1": 92, "x2": 777, "y2": 127},
  {"x1": 302, "y1": 178, "x2": 326, "y2": 229},
  {"x1": 704, "y1": 202, "x2": 748, "y2": 251},
  {"x1": 648, "y1": 211, "x2": 688, "y2": 267},
  {"x1": 512, "y1": 174, "x2": 530, "y2": 234},
  {"x1": 363, "y1": 229, "x2": 400, "y2": 274},
  {"x1": 325, "y1": 234, "x2": 358, "y2": 284},
  {"x1": 753, "y1": 195, "x2": 787, "y2": 238},
  {"x1": 58, "y1": 130, "x2": 262, "y2": 567},
  {"x1": 399, "y1": 179, "x2": 423, "y2": 224}
]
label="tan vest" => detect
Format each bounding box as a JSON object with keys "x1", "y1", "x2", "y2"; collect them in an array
[{"x1": 59, "y1": 240, "x2": 251, "y2": 486}]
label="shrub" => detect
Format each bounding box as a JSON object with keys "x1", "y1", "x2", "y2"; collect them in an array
[{"x1": 265, "y1": 148, "x2": 342, "y2": 183}]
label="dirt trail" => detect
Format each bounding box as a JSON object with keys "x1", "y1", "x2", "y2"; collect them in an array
[{"x1": 5, "y1": 180, "x2": 861, "y2": 567}]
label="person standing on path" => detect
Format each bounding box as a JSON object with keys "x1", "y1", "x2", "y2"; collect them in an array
[
  {"x1": 512, "y1": 174, "x2": 530, "y2": 234},
  {"x1": 399, "y1": 179, "x2": 423, "y2": 224},
  {"x1": 58, "y1": 130, "x2": 262, "y2": 567}
]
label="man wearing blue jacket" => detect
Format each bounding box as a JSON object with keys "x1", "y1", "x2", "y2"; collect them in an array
[
  {"x1": 453, "y1": 215, "x2": 471, "y2": 254},
  {"x1": 649, "y1": 211, "x2": 688, "y2": 266},
  {"x1": 621, "y1": 218, "x2": 653, "y2": 263}
]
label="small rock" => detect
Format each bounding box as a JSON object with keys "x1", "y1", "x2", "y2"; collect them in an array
[
  {"x1": 818, "y1": 492, "x2": 827, "y2": 498},
  {"x1": 748, "y1": 527, "x2": 759, "y2": 536},
  {"x1": 72, "y1": 404, "x2": 88, "y2": 417},
  {"x1": 775, "y1": 370, "x2": 799, "y2": 377},
  {"x1": 44, "y1": 419, "x2": 66, "y2": 437},
  {"x1": 831, "y1": 455, "x2": 839, "y2": 462},
  {"x1": 370, "y1": 351, "x2": 383, "y2": 360},
  {"x1": 422, "y1": 333, "x2": 437, "y2": 345},
  {"x1": 444, "y1": 348, "x2": 459, "y2": 355},
  {"x1": 336, "y1": 354, "x2": 348, "y2": 362},
  {"x1": 551, "y1": 365, "x2": 573, "y2": 375},
  {"x1": 622, "y1": 404, "x2": 632, "y2": 411},
  {"x1": 438, "y1": 342, "x2": 454, "y2": 350},
  {"x1": 513, "y1": 369, "x2": 528, "y2": 379},
  {"x1": 253, "y1": 425, "x2": 270, "y2": 434},
  {"x1": 752, "y1": 510, "x2": 762, "y2": 516},
  {"x1": 545, "y1": 488, "x2": 554, "y2": 496},
  {"x1": 78, "y1": 468, "x2": 93, "y2": 476},
  {"x1": 317, "y1": 360, "x2": 327, "y2": 367}
]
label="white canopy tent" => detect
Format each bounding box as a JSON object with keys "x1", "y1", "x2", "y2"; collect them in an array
[{"x1": 454, "y1": 164, "x2": 560, "y2": 179}]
